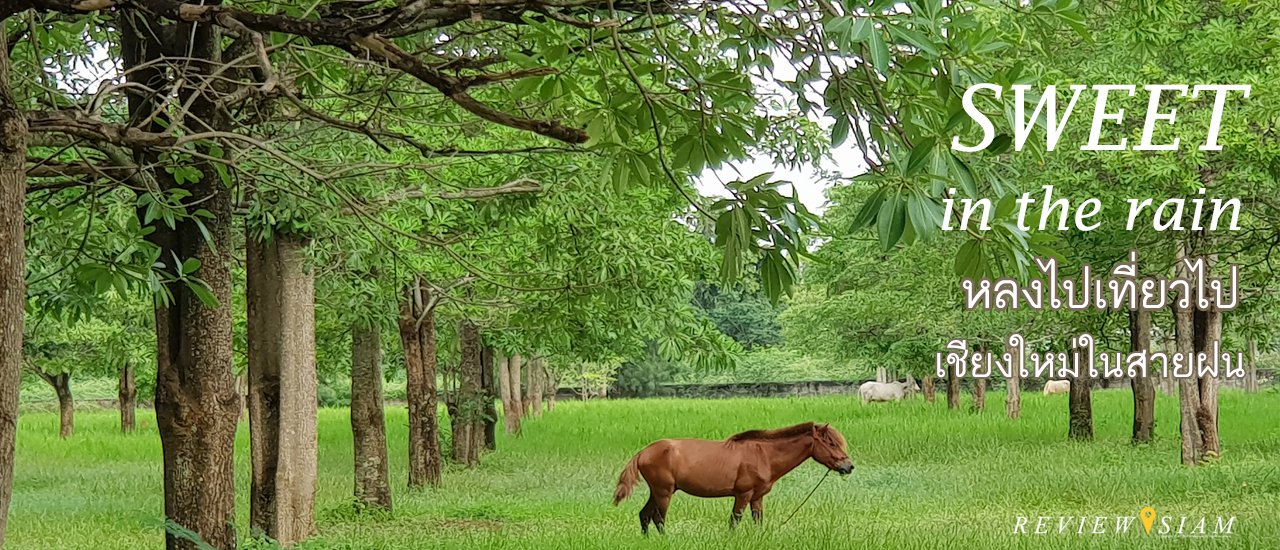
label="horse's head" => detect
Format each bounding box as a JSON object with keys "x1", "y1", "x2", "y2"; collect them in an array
[{"x1": 810, "y1": 423, "x2": 854, "y2": 475}]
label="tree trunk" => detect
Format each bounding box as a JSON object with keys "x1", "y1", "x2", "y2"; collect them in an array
[
  {"x1": 922, "y1": 376, "x2": 935, "y2": 404},
  {"x1": 480, "y1": 344, "x2": 497, "y2": 450},
  {"x1": 246, "y1": 234, "x2": 318, "y2": 546},
  {"x1": 497, "y1": 350, "x2": 518, "y2": 434},
  {"x1": 1130, "y1": 309, "x2": 1156, "y2": 444},
  {"x1": 399, "y1": 281, "x2": 442, "y2": 487},
  {"x1": 1161, "y1": 335, "x2": 1177, "y2": 396},
  {"x1": 1067, "y1": 356, "x2": 1093, "y2": 441},
  {"x1": 507, "y1": 354, "x2": 524, "y2": 434},
  {"x1": 350, "y1": 321, "x2": 391, "y2": 511},
  {"x1": 54, "y1": 374, "x2": 74, "y2": 439},
  {"x1": 530, "y1": 357, "x2": 544, "y2": 418},
  {"x1": 1246, "y1": 336, "x2": 1258, "y2": 393},
  {"x1": 1173, "y1": 252, "x2": 1203, "y2": 465},
  {"x1": 34, "y1": 371, "x2": 76, "y2": 438},
  {"x1": 237, "y1": 373, "x2": 249, "y2": 421},
  {"x1": 452, "y1": 321, "x2": 484, "y2": 467},
  {"x1": 946, "y1": 363, "x2": 960, "y2": 410},
  {"x1": 0, "y1": 22, "x2": 27, "y2": 547},
  {"x1": 119, "y1": 13, "x2": 241, "y2": 548},
  {"x1": 1005, "y1": 343, "x2": 1022, "y2": 419},
  {"x1": 521, "y1": 360, "x2": 532, "y2": 417},
  {"x1": 1193, "y1": 303, "x2": 1222, "y2": 458},
  {"x1": 546, "y1": 366, "x2": 558, "y2": 412},
  {"x1": 149, "y1": 170, "x2": 240, "y2": 549},
  {"x1": 876, "y1": 366, "x2": 887, "y2": 383},
  {"x1": 119, "y1": 362, "x2": 137, "y2": 433},
  {"x1": 971, "y1": 346, "x2": 987, "y2": 413},
  {"x1": 1173, "y1": 245, "x2": 1224, "y2": 465}
]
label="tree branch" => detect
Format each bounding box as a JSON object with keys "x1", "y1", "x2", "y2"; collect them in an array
[
  {"x1": 36, "y1": 0, "x2": 594, "y2": 143},
  {"x1": 27, "y1": 110, "x2": 177, "y2": 149},
  {"x1": 341, "y1": 178, "x2": 543, "y2": 215},
  {"x1": 26, "y1": 158, "x2": 138, "y2": 178}
]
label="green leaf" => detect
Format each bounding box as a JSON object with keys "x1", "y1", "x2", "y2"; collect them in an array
[
  {"x1": 849, "y1": 186, "x2": 887, "y2": 231},
  {"x1": 867, "y1": 31, "x2": 891, "y2": 75},
  {"x1": 187, "y1": 279, "x2": 220, "y2": 308},
  {"x1": 877, "y1": 195, "x2": 906, "y2": 251},
  {"x1": 886, "y1": 24, "x2": 940, "y2": 57},
  {"x1": 905, "y1": 136, "x2": 937, "y2": 176},
  {"x1": 906, "y1": 193, "x2": 939, "y2": 242},
  {"x1": 851, "y1": 18, "x2": 873, "y2": 42},
  {"x1": 950, "y1": 153, "x2": 978, "y2": 196},
  {"x1": 955, "y1": 239, "x2": 983, "y2": 277}
]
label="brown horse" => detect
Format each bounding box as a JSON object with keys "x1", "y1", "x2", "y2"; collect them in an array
[{"x1": 612, "y1": 422, "x2": 854, "y2": 534}]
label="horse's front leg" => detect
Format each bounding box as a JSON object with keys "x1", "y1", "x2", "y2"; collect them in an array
[
  {"x1": 730, "y1": 494, "x2": 749, "y2": 529},
  {"x1": 750, "y1": 498, "x2": 764, "y2": 525}
]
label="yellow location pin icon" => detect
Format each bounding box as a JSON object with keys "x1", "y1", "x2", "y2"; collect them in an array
[{"x1": 1140, "y1": 506, "x2": 1156, "y2": 534}]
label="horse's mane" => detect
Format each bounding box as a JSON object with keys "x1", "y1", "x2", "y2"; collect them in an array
[{"x1": 726, "y1": 422, "x2": 815, "y2": 442}]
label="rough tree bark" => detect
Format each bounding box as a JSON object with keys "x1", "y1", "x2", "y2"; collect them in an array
[
  {"x1": 1193, "y1": 303, "x2": 1222, "y2": 457},
  {"x1": 1067, "y1": 369, "x2": 1093, "y2": 441},
  {"x1": 1173, "y1": 251, "x2": 1203, "y2": 465},
  {"x1": 49, "y1": 373, "x2": 74, "y2": 439},
  {"x1": 546, "y1": 366, "x2": 558, "y2": 412},
  {"x1": 31, "y1": 370, "x2": 76, "y2": 438},
  {"x1": 120, "y1": 13, "x2": 242, "y2": 548},
  {"x1": 1005, "y1": 347, "x2": 1021, "y2": 420},
  {"x1": 247, "y1": 234, "x2": 318, "y2": 545},
  {"x1": 119, "y1": 362, "x2": 137, "y2": 433},
  {"x1": 0, "y1": 22, "x2": 27, "y2": 547},
  {"x1": 1130, "y1": 309, "x2": 1156, "y2": 444},
  {"x1": 1161, "y1": 335, "x2": 1178, "y2": 396},
  {"x1": 480, "y1": 344, "x2": 497, "y2": 450},
  {"x1": 971, "y1": 346, "x2": 987, "y2": 413},
  {"x1": 1246, "y1": 336, "x2": 1258, "y2": 394},
  {"x1": 875, "y1": 366, "x2": 888, "y2": 383},
  {"x1": 398, "y1": 281, "x2": 442, "y2": 487},
  {"x1": 1173, "y1": 245, "x2": 1224, "y2": 465},
  {"x1": 530, "y1": 357, "x2": 544, "y2": 418},
  {"x1": 505, "y1": 353, "x2": 523, "y2": 434},
  {"x1": 946, "y1": 362, "x2": 960, "y2": 410},
  {"x1": 922, "y1": 376, "x2": 935, "y2": 404},
  {"x1": 452, "y1": 321, "x2": 484, "y2": 467},
  {"x1": 521, "y1": 360, "x2": 532, "y2": 417},
  {"x1": 350, "y1": 321, "x2": 391, "y2": 510},
  {"x1": 496, "y1": 350, "x2": 517, "y2": 434}
]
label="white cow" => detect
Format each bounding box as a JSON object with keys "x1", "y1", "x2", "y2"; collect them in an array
[
  {"x1": 859, "y1": 380, "x2": 920, "y2": 403},
  {"x1": 1043, "y1": 380, "x2": 1070, "y2": 395}
]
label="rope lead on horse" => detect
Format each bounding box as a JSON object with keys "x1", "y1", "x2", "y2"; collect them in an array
[{"x1": 778, "y1": 469, "x2": 831, "y2": 527}]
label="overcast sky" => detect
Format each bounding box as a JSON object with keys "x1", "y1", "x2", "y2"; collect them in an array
[{"x1": 696, "y1": 143, "x2": 867, "y2": 215}]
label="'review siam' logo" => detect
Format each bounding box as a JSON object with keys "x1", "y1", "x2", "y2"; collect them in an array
[{"x1": 1013, "y1": 506, "x2": 1237, "y2": 537}]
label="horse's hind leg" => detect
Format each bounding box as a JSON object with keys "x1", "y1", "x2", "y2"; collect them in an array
[
  {"x1": 651, "y1": 490, "x2": 673, "y2": 534},
  {"x1": 639, "y1": 496, "x2": 655, "y2": 535}
]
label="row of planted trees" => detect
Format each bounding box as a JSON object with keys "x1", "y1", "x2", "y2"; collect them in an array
[
  {"x1": 783, "y1": 0, "x2": 1280, "y2": 469},
  {"x1": 1, "y1": 0, "x2": 1101, "y2": 547}
]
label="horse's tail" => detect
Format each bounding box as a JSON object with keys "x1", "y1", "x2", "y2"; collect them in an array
[{"x1": 613, "y1": 453, "x2": 642, "y2": 506}]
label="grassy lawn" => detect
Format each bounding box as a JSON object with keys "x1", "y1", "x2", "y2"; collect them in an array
[{"x1": 9, "y1": 389, "x2": 1280, "y2": 549}]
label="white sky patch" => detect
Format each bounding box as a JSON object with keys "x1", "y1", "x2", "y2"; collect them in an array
[{"x1": 696, "y1": 144, "x2": 865, "y2": 214}]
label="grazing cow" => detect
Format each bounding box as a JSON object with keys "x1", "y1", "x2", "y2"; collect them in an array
[
  {"x1": 1043, "y1": 380, "x2": 1070, "y2": 395},
  {"x1": 859, "y1": 380, "x2": 919, "y2": 403}
]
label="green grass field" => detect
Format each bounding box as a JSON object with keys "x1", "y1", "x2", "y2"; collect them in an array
[{"x1": 9, "y1": 389, "x2": 1280, "y2": 549}]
